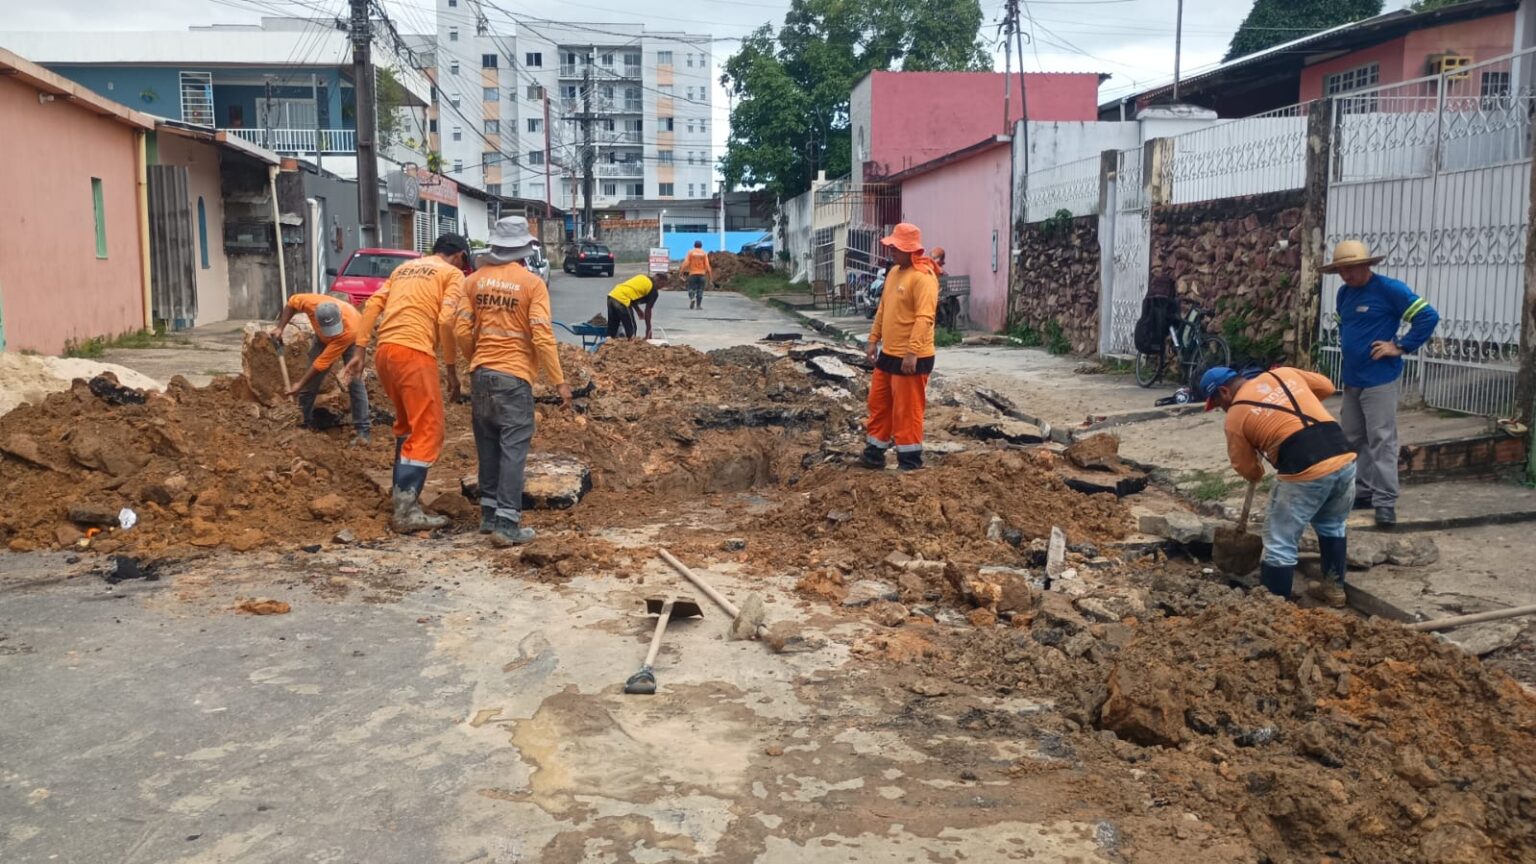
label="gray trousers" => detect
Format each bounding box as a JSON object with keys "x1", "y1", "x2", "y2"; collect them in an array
[
  {"x1": 1340, "y1": 379, "x2": 1400, "y2": 507},
  {"x1": 471, "y1": 368, "x2": 535, "y2": 522},
  {"x1": 687, "y1": 275, "x2": 706, "y2": 304},
  {"x1": 299, "y1": 341, "x2": 370, "y2": 434}
]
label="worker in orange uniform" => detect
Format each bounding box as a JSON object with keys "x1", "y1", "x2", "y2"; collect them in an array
[
  {"x1": 1203, "y1": 366, "x2": 1357, "y2": 607},
  {"x1": 930, "y1": 246, "x2": 947, "y2": 277},
  {"x1": 348, "y1": 233, "x2": 471, "y2": 533},
  {"x1": 450, "y1": 217, "x2": 573, "y2": 547},
  {"x1": 268, "y1": 291, "x2": 371, "y2": 443},
  {"x1": 861, "y1": 223, "x2": 940, "y2": 471},
  {"x1": 682, "y1": 240, "x2": 714, "y2": 310}
]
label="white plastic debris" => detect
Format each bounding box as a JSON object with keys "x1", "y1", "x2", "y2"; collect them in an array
[{"x1": 117, "y1": 508, "x2": 138, "y2": 530}]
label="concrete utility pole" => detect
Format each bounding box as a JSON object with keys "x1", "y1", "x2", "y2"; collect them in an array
[
  {"x1": 717, "y1": 180, "x2": 725, "y2": 252},
  {"x1": 1173, "y1": 0, "x2": 1184, "y2": 101},
  {"x1": 581, "y1": 48, "x2": 596, "y2": 240},
  {"x1": 351, "y1": 0, "x2": 381, "y2": 247},
  {"x1": 263, "y1": 78, "x2": 274, "y2": 151},
  {"x1": 312, "y1": 72, "x2": 323, "y2": 173},
  {"x1": 543, "y1": 91, "x2": 553, "y2": 219}
]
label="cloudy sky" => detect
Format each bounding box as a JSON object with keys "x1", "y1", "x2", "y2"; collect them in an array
[{"x1": 6, "y1": 0, "x2": 1414, "y2": 156}]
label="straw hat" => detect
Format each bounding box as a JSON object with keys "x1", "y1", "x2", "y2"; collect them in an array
[{"x1": 1320, "y1": 239, "x2": 1385, "y2": 273}]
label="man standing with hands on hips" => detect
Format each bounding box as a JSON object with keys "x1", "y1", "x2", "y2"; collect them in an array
[
  {"x1": 1324, "y1": 240, "x2": 1439, "y2": 528},
  {"x1": 860, "y1": 223, "x2": 940, "y2": 471}
]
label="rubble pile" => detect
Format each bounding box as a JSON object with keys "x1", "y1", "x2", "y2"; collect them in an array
[{"x1": 662, "y1": 252, "x2": 775, "y2": 289}]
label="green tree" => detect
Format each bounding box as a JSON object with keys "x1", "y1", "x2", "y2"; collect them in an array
[
  {"x1": 1223, "y1": 0, "x2": 1383, "y2": 61},
  {"x1": 1409, "y1": 0, "x2": 1471, "y2": 10},
  {"x1": 720, "y1": 0, "x2": 989, "y2": 198}
]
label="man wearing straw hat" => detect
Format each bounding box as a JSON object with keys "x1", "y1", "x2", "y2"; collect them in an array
[{"x1": 1323, "y1": 240, "x2": 1439, "y2": 528}]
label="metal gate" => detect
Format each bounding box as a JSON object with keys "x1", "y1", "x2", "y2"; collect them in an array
[
  {"x1": 147, "y1": 165, "x2": 198, "y2": 329},
  {"x1": 1321, "y1": 49, "x2": 1532, "y2": 416},
  {"x1": 1102, "y1": 146, "x2": 1150, "y2": 356}
]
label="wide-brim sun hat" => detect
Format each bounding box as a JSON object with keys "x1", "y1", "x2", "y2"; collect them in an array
[
  {"x1": 880, "y1": 223, "x2": 924, "y2": 254},
  {"x1": 483, "y1": 216, "x2": 538, "y2": 264},
  {"x1": 1320, "y1": 239, "x2": 1385, "y2": 274}
]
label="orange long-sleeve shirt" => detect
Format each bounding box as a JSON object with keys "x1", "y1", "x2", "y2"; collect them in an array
[
  {"x1": 357, "y1": 255, "x2": 463, "y2": 364},
  {"x1": 869, "y1": 265, "x2": 939, "y2": 358},
  {"x1": 450, "y1": 261, "x2": 565, "y2": 386},
  {"x1": 285, "y1": 293, "x2": 361, "y2": 372},
  {"x1": 1224, "y1": 367, "x2": 1357, "y2": 484},
  {"x1": 681, "y1": 249, "x2": 713, "y2": 278}
]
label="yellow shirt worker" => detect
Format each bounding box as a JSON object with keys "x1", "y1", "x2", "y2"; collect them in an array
[{"x1": 860, "y1": 223, "x2": 940, "y2": 472}]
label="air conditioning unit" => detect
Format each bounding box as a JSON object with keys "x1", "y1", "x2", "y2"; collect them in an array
[{"x1": 1429, "y1": 53, "x2": 1472, "y2": 80}]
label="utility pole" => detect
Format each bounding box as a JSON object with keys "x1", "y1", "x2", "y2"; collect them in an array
[
  {"x1": 263, "y1": 77, "x2": 274, "y2": 151},
  {"x1": 351, "y1": 0, "x2": 381, "y2": 247},
  {"x1": 717, "y1": 179, "x2": 725, "y2": 252},
  {"x1": 543, "y1": 91, "x2": 553, "y2": 219},
  {"x1": 581, "y1": 48, "x2": 596, "y2": 240},
  {"x1": 312, "y1": 72, "x2": 323, "y2": 173},
  {"x1": 1173, "y1": 0, "x2": 1184, "y2": 101},
  {"x1": 1001, "y1": 5, "x2": 1013, "y2": 135},
  {"x1": 1011, "y1": 0, "x2": 1030, "y2": 176}
]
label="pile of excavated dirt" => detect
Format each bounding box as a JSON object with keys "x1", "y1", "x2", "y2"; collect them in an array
[
  {"x1": 920, "y1": 590, "x2": 1536, "y2": 864},
  {"x1": 661, "y1": 252, "x2": 774, "y2": 289},
  {"x1": 0, "y1": 340, "x2": 857, "y2": 558},
  {"x1": 0, "y1": 353, "x2": 163, "y2": 417}
]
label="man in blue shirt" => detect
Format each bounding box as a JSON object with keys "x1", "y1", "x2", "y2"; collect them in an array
[{"x1": 1325, "y1": 240, "x2": 1440, "y2": 528}]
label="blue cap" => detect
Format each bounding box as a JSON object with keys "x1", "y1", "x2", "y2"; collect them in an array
[{"x1": 1200, "y1": 366, "x2": 1240, "y2": 410}]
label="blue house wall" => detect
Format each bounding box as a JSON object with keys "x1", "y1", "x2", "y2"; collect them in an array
[{"x1": 43, "y1": 65, "x2": 351, "y2": 129}]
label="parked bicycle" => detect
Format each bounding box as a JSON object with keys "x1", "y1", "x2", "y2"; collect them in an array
[{"x1": 1134, "y1": 304, "x2": 1230, "y2": 388}]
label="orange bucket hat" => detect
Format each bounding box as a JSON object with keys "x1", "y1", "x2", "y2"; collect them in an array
[{"x1": 881, "y1": 223, "x2": 924, "y2": 254}]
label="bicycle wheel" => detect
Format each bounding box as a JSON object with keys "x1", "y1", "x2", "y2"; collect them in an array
[
  {"x1": 1134, "y1": 345, "x2": 1166, "y2": 387},
  {"x1": 1184, "y1": 334, "x2": 1231, "y2": 383}
]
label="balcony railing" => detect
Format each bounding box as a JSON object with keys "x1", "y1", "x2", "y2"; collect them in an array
[
  {"x1": 221, "y1": 128, "x2": 357, "y2": 154},
  {"x1": 560, "y1": 62, "x2": 642, "y2": 80},
  {"x1": 597, "y1": 162, "x2": 644, "y2": 177}
]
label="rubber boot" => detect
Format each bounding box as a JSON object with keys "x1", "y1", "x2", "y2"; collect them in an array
[
  {"x1": 896, "y1": 449, "x2": 924, "y2": 471},
  {"x1": 392, "y1": 487, "x2": 449, "y2": 532},
  {"x1": 1259, "y1": 562, "x2": 1295, "y2": 599},
  {"x1": 858, "y1": 444, "x2": 887, "y2": 470},
  {"x1": 489, "y1": 515, "x2": 536, "y2": 547},
  {"x1": 1310, "y1": 537, "x2": 1349, "y2": 608},
  {"x1": 479, "y1": 506, "x2": 496, "y2": 534}
]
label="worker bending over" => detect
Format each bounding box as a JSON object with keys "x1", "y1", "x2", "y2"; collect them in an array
[
  {"x1": 606, "y1": 274, "x2": 659, "y2": 340},
  {"x1": 451, "y1": 217, "x2": 573, "y2": 547},
  {"x1": 269, "y1": 292, "x2": 370, "y2": 444},
  {"x1": 861, "y1": 223, "x2": 940, "y2": 471},
  {"x1": 1203, "y1": 365, "x2": 1357, "y2": 607},
  {"x1": 349, "y1": 233, "x2": 470, "y2": 532},
  {"x1": 682, "y1": 241, "x2": 713, "y2": 310}
]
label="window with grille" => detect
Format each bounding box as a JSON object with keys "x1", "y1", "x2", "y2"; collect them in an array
[
  {"x1": 659, "y1": 183, "x2": 674, "y2": 197},
  {"x1": 179, "y1": 71, "x2": 214, "y2": 127},
  {"x1": 525, "y1": 52, "x2": 542, "y2": 68},
  {"x1": 1328, "y1": 63, "x2": 1380, "y2": 113},
  {"x1": 1481, "y1": 71, "x2": 1512, "y2": 106}
]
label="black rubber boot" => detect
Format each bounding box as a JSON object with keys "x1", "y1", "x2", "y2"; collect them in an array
[
  {"x1": 1259, "y1": 562, "x2": 1295, "y2": 599},
  {"x1": 1374, "y1": 506, "x2": 1396, "y2": 529},
  {"x1": 896, "y1": 450, "x2": 924, "y2": 471},
  {"x1": 858, "y1": 445, "x2": 887, "y2": 470},
  {"x1": 479, "y1": 506, "x2": 496, "y2": 534},
  {"x1": 1312, "y1": 536, "x2": 1349, "y2": 607}
]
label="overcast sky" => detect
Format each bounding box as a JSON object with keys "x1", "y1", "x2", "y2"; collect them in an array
[{"x1": 7, "y1": 0, "x2": 1415, "y2": 156}]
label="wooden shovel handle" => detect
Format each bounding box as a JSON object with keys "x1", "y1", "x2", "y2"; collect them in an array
[
  {"x1": 1238, "y1": 481, "x2": 1258, "y2": 531},
  {"x1": 642, "y1": 599, "x2": 675, "y2": 668}
]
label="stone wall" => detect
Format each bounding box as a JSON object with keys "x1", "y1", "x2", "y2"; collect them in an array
[
  {"x1": 1009, "y1": 214, "x2": 1101, "y2": 354},
  {"x1": 1151, "y1": 190, "x2": 1304, "y2": 365}
]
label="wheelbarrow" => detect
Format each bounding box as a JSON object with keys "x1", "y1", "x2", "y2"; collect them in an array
[{"x1": 555, "y1": 321, "x2": 607, "y2": 353}]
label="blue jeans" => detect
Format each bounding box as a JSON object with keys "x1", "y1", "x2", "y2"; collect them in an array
[{"x1": 1263, "y1": 460, "x2": 1357, "y2": 567}]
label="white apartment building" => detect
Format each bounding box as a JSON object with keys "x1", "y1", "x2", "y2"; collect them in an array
[{"x1": 423, "y1": 11, "x2": 713, "y2": 212}]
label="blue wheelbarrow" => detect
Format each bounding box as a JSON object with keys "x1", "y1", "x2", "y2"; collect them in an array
[{"x1": 555, "y1": 321, "x2": 607, "y2": 352}]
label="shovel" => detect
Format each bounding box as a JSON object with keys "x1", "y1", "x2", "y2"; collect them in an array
[
  {"x1": 1212, "y1": 481, "x2": 1263, "y2": 576},
  {"x1": 623, "y1": 596, "x2": 704, "y2": 695},
  {"x1": 267, "y1": 333, "x2": 293, "y2": 393}
]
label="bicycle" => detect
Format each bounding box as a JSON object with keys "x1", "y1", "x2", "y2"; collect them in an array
[{"x1": 1134, "y1": 304, "x2": 1230, "y2": 388}]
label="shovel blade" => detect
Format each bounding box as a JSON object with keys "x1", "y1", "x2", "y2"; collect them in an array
[
  {"x1": 1212, "y1": 526, "x2": 1264, "y2": 575},
  {"x1": 645, "y1": 596, "x2": 704, "y2": 618},
  {"x1": 623, "y1": 666, "x2": 657, "y2": 695}
]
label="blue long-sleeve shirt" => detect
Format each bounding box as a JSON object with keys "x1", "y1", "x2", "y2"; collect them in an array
[{"x1": 1336, "y1": 273, "x2": 1439, "y2": 389}]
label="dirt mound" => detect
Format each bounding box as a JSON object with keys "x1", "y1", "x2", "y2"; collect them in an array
[
  {"x1": 750, "y1": 449, "x2": 1130, "y2": 572},
  {"x1": 0, "y1": 353, "x2": 163, "y2": 418},
  {"x1": 0, "y1": 342, "x2": 854, "y2": 558}
]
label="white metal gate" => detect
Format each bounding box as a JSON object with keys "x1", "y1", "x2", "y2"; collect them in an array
[
  {"x1": 1321, "y1": 49, "x2": 1533, "y2": 416},
  {"x1": 1102, "y1": 146, "x2": 1150, "y2": 356}
]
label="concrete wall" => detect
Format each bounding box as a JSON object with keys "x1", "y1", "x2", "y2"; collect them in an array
[
  {"x1": 1021, "y1": 121, "x2": 1139, "y2": 172},
  {"x1": 899, "y1": 145, "x2": 1013, "y2": 332},
  {"x1": 595, "y1": 220, "x2": 662, "y2": 262},
  {"x1": 154, "y1": 133, "x2": 231, "y2": 326},
  {"x1": 0, "y1": 75, "x2": 145, "y2": 353}
]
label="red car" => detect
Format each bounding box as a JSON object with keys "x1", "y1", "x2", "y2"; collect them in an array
[{"x1": 328, "y1": 248, "x2": 420, "y2": 307}]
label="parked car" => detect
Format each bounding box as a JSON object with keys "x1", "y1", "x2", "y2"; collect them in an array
[
  {"x1": 739, "y1": 234, "x2": 774, "y2": 262},
  {"x1": 562, "y1": 242, "x2": 615, "y2": 277},
  {"x1": 328, "y1": 248, "x2": 420, "y2": 307},
  {"x1": 527, "y1": 245, "x2": 552, "y2": 283}
]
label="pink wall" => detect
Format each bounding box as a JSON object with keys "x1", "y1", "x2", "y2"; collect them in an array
[
  {"x1": 899, "y1": 144, "x2": 1012, "y2": 332},
  {"x1": 0, "y1": 77, "x2": 145, "y2": 354},
  {"x1": 865, "y1": 71, "x2": 1098, "y2": 177},
  {"x1": 1299, "y1": 13, "x2": 1514, "y2": 102}
]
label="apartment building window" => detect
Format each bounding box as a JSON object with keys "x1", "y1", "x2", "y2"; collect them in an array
[
  {"x1": 429, "y1": 119, "x2": 438, "y2": 133},
  {"x1": 91, "y1": 178, "x2": 107, "y2": 258},
  {"x1": 485, "y1": 152, "x2": 503, "y2": 165},
  {"x1": 450, "y1": 93, "x2": 462, "y2": 108},
  {"x1": 527, "y1": 118, "x2": 542, "y2": 133},
  {"x1": 449, "y1": 27, "x2": 459, "y2": 41},
  {"x1": 482, "y1": 86, "x2": 499, "y2": 102},
  {"x1": 485, "y1": 119, "x2": 499, "y2": 134},
  {"x1": 600, "y1": 52, "x2": 614, "y2": 67},
  {"x1": 602, "y1": 182, "x2": 617, "y2": 197},
  {"x1": 659, "y1": 183, "x2": 675, "y2": 197},
  {"x1": 454, "y1": 159, "x2": 464, "y2": 173},
  {"x1": 625, "y1": 87, "x2": 642, "y2": 111},
  {"x1": 658, "y1": 150, "x2": 673, "y2": 164},
  {"x1": 486, "y1": 183, "x2": 501, "y2": 195},
  {"x1": 482, "y1": 54, "x2": 498, "y2": 68},
  {"x1": 450, "y1": 61, "x2": 460, "y2": 75},
  {"x1": 687, "y1": 183, "x2": 695, "y2": 197},
  {"x1": 448, "y1": 0, "x2": 456, "y2": 5},
  {"x1": 686, "y1": 119, "x2": 694, "y2": 133},
  {"x1": 698, "y1": 118, "x2": 707, "y2": 132},
  {"x1": 525, "y1": 52, "x2": 542, "y2": 68},
  {"x1": 452, "y1": 126, "x2": 463, "y2": 141},
  {"x1": 625, "y1": 52, "x2": 640, "y2": 66},
  {"x1": 686, "y1": 152, "x2": 694, "y2": 165},
  {"x1": 527, "y1": 84, "x2": 543, "y2": 100},
  {"x1": 623, "y1": 118, "x2": 643, "y2": 134},
  {"x1": 685, "y1": 86, "x2": 695, "y2": 101},
  {"x1": 661, "y1": 116, "x2": 674, "y2": 131},
  {"x1": 657, "y1": 50, "x2": 673, "y2": 66},
  {"x1": 528, "y1": 151, "x2": 544, "y2": 165},
  {"x1": 477, "y1": 20, "x2": 487, "y2": 35},
  {"x1": 179, "y1": 71, "x2": 214, "y2": 127},
  {"x1": 627, "y1": 182, "x2": 643, "y2": 197}
]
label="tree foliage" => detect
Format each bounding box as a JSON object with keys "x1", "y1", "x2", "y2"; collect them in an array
[
  {"x1": 1223, "y1": 0, "x2": 1383, "y2": 62},
  {"x1": 720, "y1": 0, "x2": 989, "y2": 197}
]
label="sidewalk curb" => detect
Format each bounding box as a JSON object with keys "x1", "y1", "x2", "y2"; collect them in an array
[{"x1": 764, "y1": 299, "x2": 865, "y2": 346}]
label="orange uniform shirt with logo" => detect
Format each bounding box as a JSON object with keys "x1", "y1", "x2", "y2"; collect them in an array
[
  {"x1": 869, "y1": 265, "x2": 939, "y2": 359},
  {"x1": 1223, "y1": 368, "x2": 1357, "y2": 484},
  {"x1": 450, "y1": 261, "x2": 565, "y2": 386},
  {"x1": 285, "y1": 293, "x2": 361, "y2": 372},
  {"x1": 357, "y1": 255, "x2": 463, "y2": 363},
  {"x1": 681, "y1": 249, "x2": 713, "y2": 278}
]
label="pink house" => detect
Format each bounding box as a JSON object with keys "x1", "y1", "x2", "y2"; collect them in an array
[
  {"x1": 893, "y1": 137, "x2": 1014, "y2": 333},
  {"x1": 1298, "y1": 11, "x2": 1518, "y2": 102},
  {"x1": 0, "y1": 48, "x2": 151, "y2": 354},
  {"x1": 852, "y1": 71, "x2": 1099, "y2": 183}
]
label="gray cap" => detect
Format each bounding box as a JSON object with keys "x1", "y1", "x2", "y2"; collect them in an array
[{"x1": 315, "y1": 301, "x2": 344, "y2": 338}]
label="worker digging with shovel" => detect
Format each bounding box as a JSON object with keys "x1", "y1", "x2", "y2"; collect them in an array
[
  {"x1": 1202, "y1": 365, "x2": 1357, "y2": 607},
  {"x1": 268, "y1": 292, "x2": 371, "y2": 444}
]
